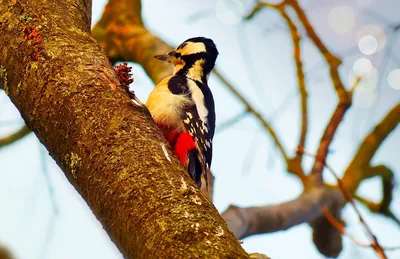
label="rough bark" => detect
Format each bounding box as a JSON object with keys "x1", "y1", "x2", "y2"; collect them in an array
[
  {"x1": 92, "y1": 1, "x2": 345, "y2": 257},
  {"x1": 0, "y1": 0, "x2": 249, "y2": 258},
  {"x1": 94, "y1": 0, "x2": 399, "y2": 258},
  {"x1": 92, "y1": 0, "x2": 344, "y2": 256},
  {"x1": 91, "y1": 0, "x2": 171, "y2": 84}
]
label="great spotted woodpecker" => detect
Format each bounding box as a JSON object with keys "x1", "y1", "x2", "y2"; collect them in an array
[{"x1": 146, "y1": 37, "x2": 218, "y2": 188}]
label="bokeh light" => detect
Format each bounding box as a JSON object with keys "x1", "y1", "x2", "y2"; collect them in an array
[
  {"x1": 358, "y1": 35, "x2": 378, "y2": 55},
  {"x1": 352, "y1": 58, "x2": 372, "y2": 77},
  {"x1": 356, "y1": 24, "x2": 386, "y2": 52},
  {"x1": 349, "y1": 66, "x2": 379, "y2": 91},
  {"x1": 328, "y1": 6, "x2": 355, "y2": 34},
  {"x1": 387, "y1": 69, "x2": 400, "y2": 90},
  {"x1": 215, "y1": 0, "x2": 245, "y2": 25}
]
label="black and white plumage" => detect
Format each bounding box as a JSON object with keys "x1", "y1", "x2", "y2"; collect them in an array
[{"x1": 146, "y1": 37, "x2": 218, "y2": 188}]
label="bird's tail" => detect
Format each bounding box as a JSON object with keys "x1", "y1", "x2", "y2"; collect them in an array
[
  {"x1": 187, "y1": 149, "x2": 203, "y2": 188},
  {"x1": 172, "y1": 132, "x2": 206, "y2": 188}
]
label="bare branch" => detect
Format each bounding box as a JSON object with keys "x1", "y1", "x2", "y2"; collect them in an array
[
  {"x1": 343, "y1": 104, "x2": 400, "y2": 193},
  {"x1": 0, "y1": 245, "x2": 13, "y2": 259},
  {"x1": 249, "y1": 253, "x2": 271, "y2": 259},
  {"x1": 276, "y1": 4, "x2": 308, "y2": 163},
  {"x1": 0, "y1": 125, "x2": 31, "y2": 149},
  {"x1": 92, "y1": 0, "x2": 172, "y2": 84},
  {"x1": 213, "y1": 70, "x2": 289, "y2": 163},
  {"x1": 221, "y1": 187, "x2": 340, "y2": 239},
  {"x1": 367, "y1": 165, "x2": 395, "y2": 216},
  {"x1": 308, "y1": 78, "x2": 359, "y2": 181},
  {"x1": 216, "y1": 110, "x2": 249, "y2": 134},
  {"x1": 322, "y1": 205, "x2": 367, "y2": 247},
  {"x1": 245, "y1": 0, "x2": 349, "y2": 185},
  {"x1": 351, "y1": 164, "x2": 397, "y2": 226},
  {"x1": 246, "y1": 1, "x2": 310, "y2": 181},
  {"x1": 355, "y1": 195, "x2": 400, "y2": 226},
  {"x1": 300, "y1": 149, "x2": 388, "y2": 258},
  {"x1": 92, "y1": 1, "x2": 399, "y2": 258},
  {"x1": 322, "y1": 206, "x2": 400, "y2": 251},
  {"x1": 1, "y1": 0, "x2": 250, "y2": 257}
]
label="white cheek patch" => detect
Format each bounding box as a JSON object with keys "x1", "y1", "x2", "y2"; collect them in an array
[{"x1": 180, "y1": 42, "x2": 206, "y2": 55}]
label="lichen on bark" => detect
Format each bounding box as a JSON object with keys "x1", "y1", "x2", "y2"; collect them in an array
[
  {"x1": 0, "y1": 65, "x2": 8, "y2": 94},
  {"x1": 0, "y1": 0, "x2": 249, "y2": 258}
]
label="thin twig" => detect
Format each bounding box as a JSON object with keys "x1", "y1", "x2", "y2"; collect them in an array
[
  {"x1": 39, "y1": 144, "x2": 59, "y2": 215},
  {"x1": 279, "y1": 0, "x2": 349, "y2": 182},
  {"x1": 247, "y1": 0, "x2": 352, "y2": 183},
  {"x1": 322, "y1": 205, "x2": 368, "y2": 247},
  {"x1": 322, "y1": 206, "x2": 400, "y2": 251},
  {"x1": 0, "y1": 125, "x2": 31, "y2": 149},
  {"x1": 268, "y1": 88, "x2": 297, "y2": 121},
  {"x1": 241, "y1": 132, "x2": 262, "y2": 176},
  {"x1": 355, "y1": 194, "x2": 400, "y2": 226},
  {"x1": 217, "y1": 110, "x2": 249, "y2": 134},
  {"x1": 298, "y1": 148, "x2": 388, "y2": 258},
  {"x1": 308, "y1": 72, "x2": 360, "y2": 182},
  {"x1": 278, "y1": 7, "x2": 308, "y2": 163},
  {"x1": 213, "y1": 69, "x2": 289, "y2": 163}
]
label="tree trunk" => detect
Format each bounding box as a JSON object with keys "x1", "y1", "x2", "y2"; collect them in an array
[{"x1": 0, "y1": 0, "x2": 249, "y2": 258}]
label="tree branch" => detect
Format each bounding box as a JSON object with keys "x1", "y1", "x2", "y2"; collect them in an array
[
  {"x1": 343, "y1": 104, "x2": 400, "y2": 193},
  {"x1": 244, "y1": 2, "x2": 397, "y2": 256},
  {"x1": 301, "y1": 150, "x2": 388, "y2": 258},
  {"x1": 93, "y1": 1, "x2": 291, "y2": 168},
  {"x1": 286, "y1": 1, "x2": 350, "y2": 181},
  {"x1": 0, "y1": 1, "x2": 249, "y2": 258},
  {"x1": 270, "y1": 2, "x2": 309, "y2": 164},
  {"x1": 216, "y1": 110, "x2": 249, "y2": 134},
  {"x1": 92, "y1": 0, "x2": 172, "y2": 84},
  {"x1": 355, "y1": 195, "x2": 400, "y2": 226},
  {"x1": 92, "y1": 1, "x2": 400, "y2": 257},
  {"x1": 221, "y1": 186, "x2": 342, "y2": 239},
  {"x1": 366, "y1": 165, "x2": 395, "y2": 217},
  {"x1": 0, "y1": 125, "x2": 31, "y2": 149},
  {"x1": 248, "y1": 0, "x2": 349, "y2": 181},
  {"x1": 212, "y1": 70, "x2": 290, "y2": 164},
  {"x1": 0, "y1": 245, "x2": 13, "y2": 259}
]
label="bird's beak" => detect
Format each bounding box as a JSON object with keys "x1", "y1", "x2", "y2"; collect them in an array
[{"x1": 154, "y1": 51, "x2": 175, "y2": 63}]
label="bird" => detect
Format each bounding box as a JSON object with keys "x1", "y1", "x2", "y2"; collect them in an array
[{"x1": 146, "y1": 37, "x2": 218, "y2": 188}]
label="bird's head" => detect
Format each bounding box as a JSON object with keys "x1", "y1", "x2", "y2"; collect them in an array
[{"x1": 154, "y1": 37, "x2": 219, "y2": 82}]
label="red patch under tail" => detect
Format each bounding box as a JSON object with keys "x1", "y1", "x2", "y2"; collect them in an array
[
  {"x1": 174, "y1": 132, "x2": 196, "y2": 165},
  {"x1": 157, "y1": 125, "x2": 201, "y2": 186},
  {"x1": 157, "y1": 125, "x2": 196, "y2": 166}
]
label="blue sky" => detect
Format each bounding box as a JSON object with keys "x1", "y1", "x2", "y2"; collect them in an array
[{"x1": 1, "y1": 0, "x2": 399, "y2": 258}]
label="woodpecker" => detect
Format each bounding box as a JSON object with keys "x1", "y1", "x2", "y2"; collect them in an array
[{"x1": 146, "y1": 37, "x2": 218, "y2": 188}]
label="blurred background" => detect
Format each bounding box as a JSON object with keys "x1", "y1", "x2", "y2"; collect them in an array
[{"x1": 1, "y1": 0, "x2": 399, "y2": 258}]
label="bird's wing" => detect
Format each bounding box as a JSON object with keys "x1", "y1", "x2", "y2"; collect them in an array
[{"x1": 167, "y1": 75, "x2": 213, "y2": 168}]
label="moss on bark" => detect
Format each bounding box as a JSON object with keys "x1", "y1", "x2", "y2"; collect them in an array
[{"x1": 0, "y1": 0, "x2": 249, "y2": 258}]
